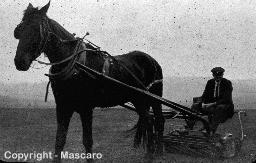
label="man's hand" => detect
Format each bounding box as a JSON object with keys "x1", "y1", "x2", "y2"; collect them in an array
[{"x1": 202, "y1": 102, "x2": 216, "y2": 109}]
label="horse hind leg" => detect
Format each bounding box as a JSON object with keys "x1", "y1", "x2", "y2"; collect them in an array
[
  {"x1": 148, "y1": 81, "x2": 165, "y2": 156},
  {"x1": 133, "y1": 103, "x2": 155, "y2": 159},
  {"x1": 79, "y1": 108, "x2": 94, "y2": 162},
  {"x1": 151, "y1": 102, "x2": 165, "y2": 156},
  {"x1": 53, "y1": 104, "x2": 73, "y2": 163}
]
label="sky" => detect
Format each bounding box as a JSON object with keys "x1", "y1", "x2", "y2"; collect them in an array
[{"x1": 1, "y1": 0, "x2": 256, "y2": 83}]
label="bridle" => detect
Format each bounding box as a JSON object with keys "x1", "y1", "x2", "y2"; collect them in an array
[
  {"x1": 36, "y1": 17, "x2": 51, "y2": 60},
  {"x1": 34, "y1": 17, "x2": 83, "y2": 66}
]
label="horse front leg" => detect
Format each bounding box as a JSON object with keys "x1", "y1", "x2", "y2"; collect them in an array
[
  {"x1": 79, "y1": 108, "x2": 94, "y2": 162},
  {"x1": 148, "y1": 81, "x2": 165, "y2": 156},
  {"x1": 53, "y1": 104, "x2": 73, "y2": 163}
]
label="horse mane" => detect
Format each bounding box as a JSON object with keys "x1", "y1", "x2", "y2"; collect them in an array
[
  {"x1": 85, "y1": 42, "x2": 98, "y2": 50},
  {"x1": 48, "y1": 19, "x2": 75, "y2": 40}
]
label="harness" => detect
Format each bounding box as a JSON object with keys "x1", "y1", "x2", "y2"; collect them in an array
[{"x1": 34, "y1": 17, "x2": 162, "y2": 102}]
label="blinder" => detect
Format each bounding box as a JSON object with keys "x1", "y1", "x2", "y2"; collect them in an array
[
  {"x1": 14, "y1": 17, "x2": 51, "y2": 56},
  {"x1": 14, "y1": 23, "x2": 22, "y2": 39}
]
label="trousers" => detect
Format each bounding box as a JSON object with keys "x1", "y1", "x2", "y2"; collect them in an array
[{"x1": 188, "y1": 103, "x2": 234, "y2": 133}]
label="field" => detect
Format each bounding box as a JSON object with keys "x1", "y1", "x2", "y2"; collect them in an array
[{"x1": 1, "y1": 107, "x2": 256, "y2": 163}]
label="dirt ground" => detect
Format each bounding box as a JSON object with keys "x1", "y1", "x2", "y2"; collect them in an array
[{"x1": 1, "y1": 107, "x2": 256, "y2": 163}]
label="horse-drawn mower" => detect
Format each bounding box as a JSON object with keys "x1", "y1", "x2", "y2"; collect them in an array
[
  {"x1": 162, "y1": 108, "x2": 246, "y2": 159},
  {"x1": 75, "y1": 61, "x2": 247, "y2": 159}
]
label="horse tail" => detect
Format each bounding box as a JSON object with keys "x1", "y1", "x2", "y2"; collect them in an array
[
  {"x1": 124, "y1": 114, "x2": 144, "y2": 146},
  {"x1": 132, "y1": 112, "x2": 153, "y2": 149}
]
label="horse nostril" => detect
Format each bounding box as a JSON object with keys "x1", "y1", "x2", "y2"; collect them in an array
[
  {"x1": 14, "y1": 57, "x2": 25, "y2": 70},
  {"x1": 14, "y1": 54, "x2": 31, "y2": 71},
  {"x1": 14, "y1": 57, "x2": 19, "y2": 65}
]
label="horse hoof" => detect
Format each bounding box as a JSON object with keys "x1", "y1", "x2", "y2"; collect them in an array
[
  {"x1": 155, "y1": 146, "x2": 164, "y2": 157},
  {"x1": 52, "y1": 158, "x2": 61, "y2": 163},
  {"x1": 154, "y1": 156, "x2": 167, "y2": 163},
  {"x1": 87, "y1": 158, "x2": 94, "y2": 163},
  {"x1": 155, "y1": 151, "x2": 163, "y2": 158},
  {"x1": 144, "y1": 153, "x2": 154, "y2": 162},
  {"x1": 52, "y1": 154, "x2": 61, "y2": 163}
]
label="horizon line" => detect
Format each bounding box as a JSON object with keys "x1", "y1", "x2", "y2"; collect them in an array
[{"x1": 1, "y1": 75, "x2": 256, "y2": 84}]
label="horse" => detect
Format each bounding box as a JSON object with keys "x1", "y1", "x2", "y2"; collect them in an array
[{"x1": 14, "y1": 2, "x2": 165, "y2": 162}]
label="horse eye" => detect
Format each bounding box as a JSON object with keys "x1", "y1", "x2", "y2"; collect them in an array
[{"x1": 14, "y1": 21, "x2": 26, "y2": 39}]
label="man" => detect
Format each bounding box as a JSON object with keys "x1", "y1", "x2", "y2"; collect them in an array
[{"x1": 200, "y1": 67, "x2": 234, "y2": 133}]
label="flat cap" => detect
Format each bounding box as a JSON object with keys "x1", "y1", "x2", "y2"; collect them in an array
[{"x1": 211, "y1": 67, "x2": 225, "y2": 76}]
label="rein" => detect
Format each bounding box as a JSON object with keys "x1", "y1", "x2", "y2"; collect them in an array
[
  {"x1": 35, "y1": 30, "x2": 90, "y2": 66},
  {"x1": 35, "y1": 41, "x2": 82, "y2": 66}
]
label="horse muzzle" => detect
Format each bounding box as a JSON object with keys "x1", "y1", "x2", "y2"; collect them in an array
[{"x1": 14, "y1": 54, "x2": 32, "y2": 71}]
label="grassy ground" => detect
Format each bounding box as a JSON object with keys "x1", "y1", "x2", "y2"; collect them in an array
[{"x1": 0, "y1": 107, "x2": 256, "y2": 163}]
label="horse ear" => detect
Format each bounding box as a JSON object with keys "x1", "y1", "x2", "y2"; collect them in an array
[
  {"x1": 39, "y1": 1, "x2": 50, "y2": 15},
  {"x1": 27, "y1": 3, "x2": 34, "y2": 9}
]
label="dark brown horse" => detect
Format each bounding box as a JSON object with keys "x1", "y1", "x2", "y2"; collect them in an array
[{"x1": 14, "y1": 2, "x2": 164, "y2": 162}]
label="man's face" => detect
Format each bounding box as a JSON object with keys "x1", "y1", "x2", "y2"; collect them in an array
[{"x1": 213, "y1": 73, "x2": 223, "y2": 82}]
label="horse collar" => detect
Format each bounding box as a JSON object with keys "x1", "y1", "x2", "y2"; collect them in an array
[{"x1": 46, "y1": 39, "x2": 84, "y2": 80}]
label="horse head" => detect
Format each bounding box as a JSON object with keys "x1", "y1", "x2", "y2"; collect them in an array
[{"x1": 14, "y1": 1, "x2": 50, "y2": 71}]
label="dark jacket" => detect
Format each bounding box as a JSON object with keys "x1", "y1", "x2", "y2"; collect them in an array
[{"x1": 202, "y1": 78, "x2": 233, "y2": 105}]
